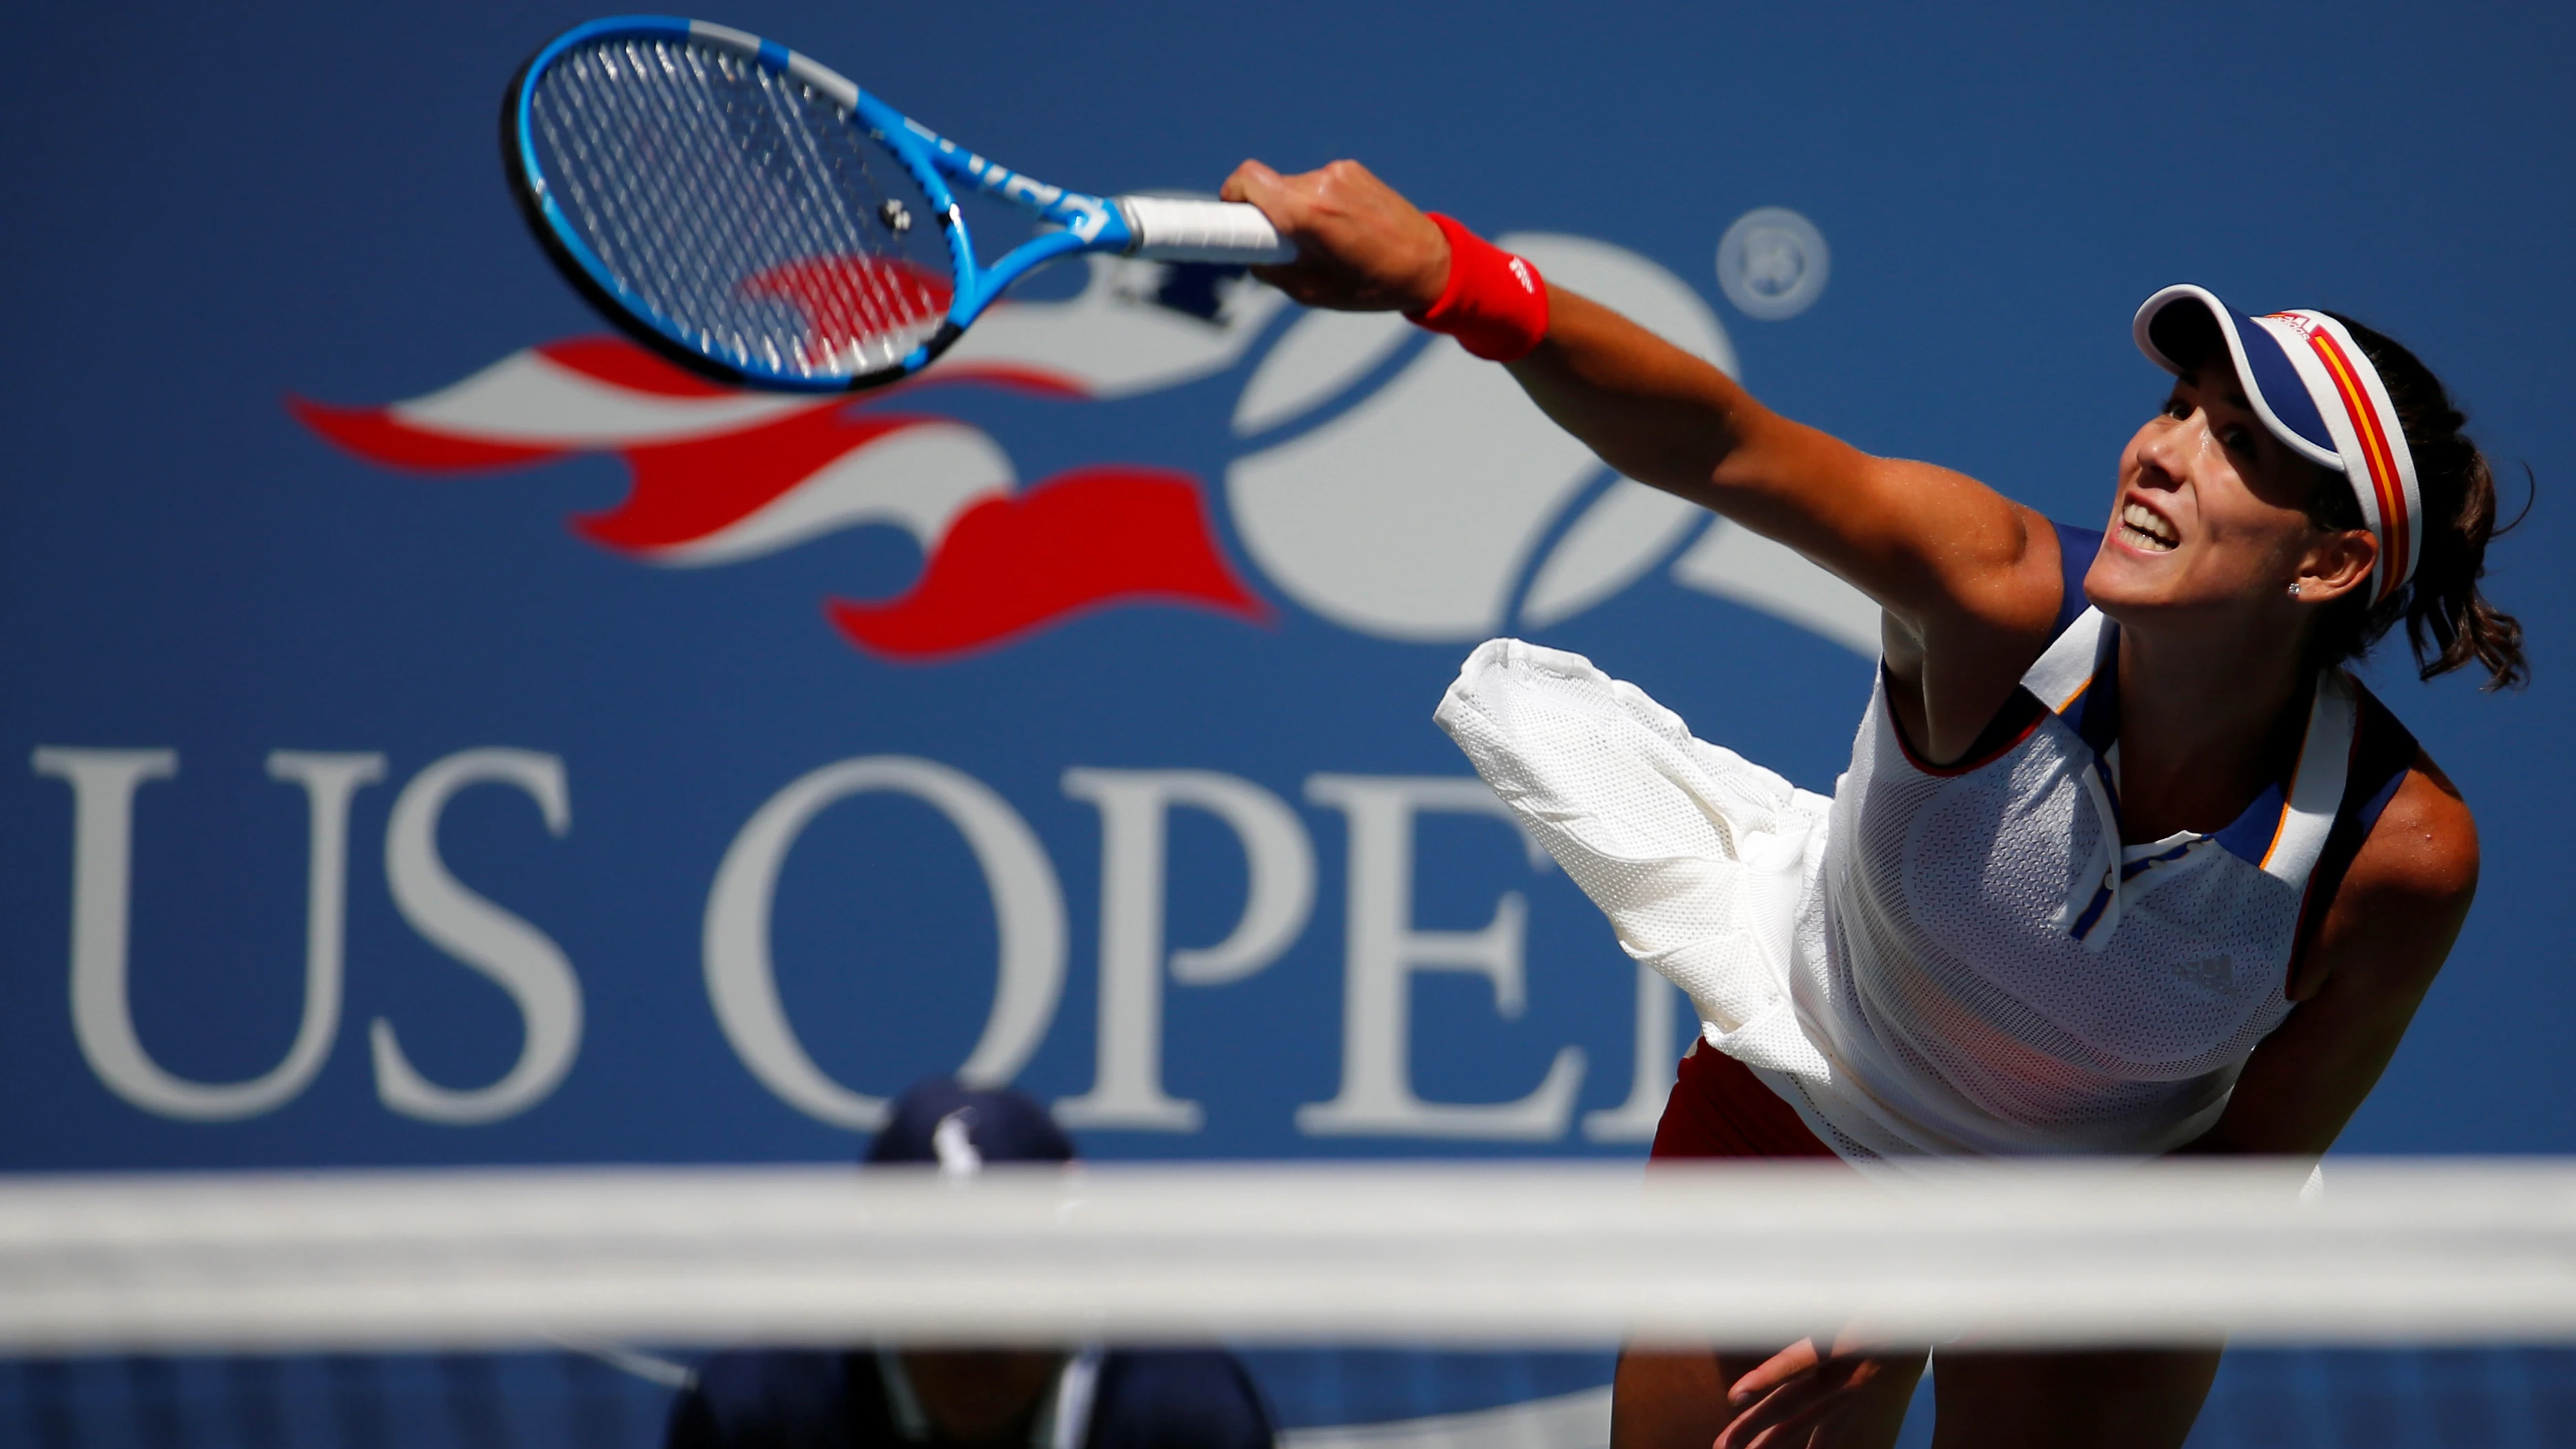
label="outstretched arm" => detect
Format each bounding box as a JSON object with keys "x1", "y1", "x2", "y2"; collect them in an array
[{"x1": 1224, "y1": 158, "x2": 2066, "y2": 758}]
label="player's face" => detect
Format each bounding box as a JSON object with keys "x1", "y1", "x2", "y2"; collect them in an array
[{"x1": 2084, "y1": 353, "x2": 2363, "y2": 632}]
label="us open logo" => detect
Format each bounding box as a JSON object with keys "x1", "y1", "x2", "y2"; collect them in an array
[
  {"x1": 1716, "y1": 207, "x2": 1830, "y2": 322},
  {"x1": 295, "y1": 235, "x2": 1874, "y2": 658}
]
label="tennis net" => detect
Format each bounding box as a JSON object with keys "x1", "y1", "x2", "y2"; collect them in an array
[{"x1": 8, "y1": 1160, "x2": 2576, "y2": 1446}]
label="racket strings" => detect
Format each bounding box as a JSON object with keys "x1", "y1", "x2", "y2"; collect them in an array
[
  {"x1": 554, "y1": 49, "x2": 709, "y2": 320},
  {"x1": 527, "y1": 37, "x2": 948, "y2": 382},
  {"x1": 563, "y1": 41, "x2": 840, "y2": 366},
  {"x1": 724, "y1": 54, "x2": 943, "y2": 360},
  {"x1": 538, "y1": 46, "x2": 758, "y2": 358}
]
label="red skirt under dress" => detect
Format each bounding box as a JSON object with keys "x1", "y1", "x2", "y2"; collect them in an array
[{"x1": 1648, "y1": 1040, "x2": 1840, "y2": 1161}]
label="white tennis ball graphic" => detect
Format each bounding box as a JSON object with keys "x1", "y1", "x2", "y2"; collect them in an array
[{"x1": 1226, "y1": 235, "x2": 1741, "y2": 642}]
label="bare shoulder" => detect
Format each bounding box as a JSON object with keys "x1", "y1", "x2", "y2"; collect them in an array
[
  {"x1": 2348, "y1": 749, "x2": 2480, "y2": 908},
  {"x1": 2297, "y1": 749, "x2": 2479, "y2": 1001},
  {"x1": 1878, "y1": 495, "x2": 2066, "y2": 762}
]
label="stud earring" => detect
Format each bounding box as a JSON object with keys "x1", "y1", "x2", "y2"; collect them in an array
[{"x1": 2287, "y1": 581, "x2": 2304, "y2": 598}]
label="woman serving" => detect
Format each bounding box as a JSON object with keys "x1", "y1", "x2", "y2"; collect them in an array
[{"x1": 1223, "y1": 160, "x2": 2520, "y2": 1448}]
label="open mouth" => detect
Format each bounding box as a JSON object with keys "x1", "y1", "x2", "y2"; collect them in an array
[{"x1": 2119, "y1": 500, "x2": 2179, "y2": 553}]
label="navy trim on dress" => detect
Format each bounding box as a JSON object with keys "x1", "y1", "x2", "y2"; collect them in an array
[
  {"x1": 2210, "y1": 780, "x2": 2291, "y2": 865},
  {"x1": 2051, "y1": 521, "x2": 2105, "y2": 638}
]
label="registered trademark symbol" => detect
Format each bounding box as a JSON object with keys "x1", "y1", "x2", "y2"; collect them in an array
[{"x1": 1716, "y1": 207, "x2": 1830, "y2": 320}]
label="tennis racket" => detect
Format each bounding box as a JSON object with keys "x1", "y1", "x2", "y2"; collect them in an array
[{"x1": 505, "y1": 16, "x2": 1295, "y2": 393}]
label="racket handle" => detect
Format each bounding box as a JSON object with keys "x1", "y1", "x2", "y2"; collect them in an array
[{"x1": 1116, "y1": 196, "x2": 1297, "y2": 264}]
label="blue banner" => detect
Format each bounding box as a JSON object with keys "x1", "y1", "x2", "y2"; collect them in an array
[{"x1": 5, "y1": 1, "x2": 2571, "y2": 1439}]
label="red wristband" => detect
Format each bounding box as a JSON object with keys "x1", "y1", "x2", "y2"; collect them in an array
[{"x1": 1405, "y1": 213, "x2": 1549, "y2": 362}]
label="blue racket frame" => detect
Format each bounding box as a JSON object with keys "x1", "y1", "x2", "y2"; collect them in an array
[{"x1": 510, "y1": 15, "x2": 1150, "y2": 392}]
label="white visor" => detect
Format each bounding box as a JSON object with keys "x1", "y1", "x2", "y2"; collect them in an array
[{"x1": 2135, "y1": 284, "x2": 2422, "y2": 603}]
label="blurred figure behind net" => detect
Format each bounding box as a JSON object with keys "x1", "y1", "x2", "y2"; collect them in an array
[{"x1": 664, "y1": 1078, "x2": 1277, "y2": 1449}]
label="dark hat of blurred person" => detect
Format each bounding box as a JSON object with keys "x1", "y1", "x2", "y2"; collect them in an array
[{"x1": 866, "y1": 1076, "x2": 1075, "y2": 1176}]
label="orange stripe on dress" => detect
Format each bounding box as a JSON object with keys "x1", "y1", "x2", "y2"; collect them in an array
[
  {"x1": 2306, "y1": 331, "x2": 2411, "y2": 593},
  {"x1": 2256, "y1": 698, "x2": 2318, "y2": 873}
]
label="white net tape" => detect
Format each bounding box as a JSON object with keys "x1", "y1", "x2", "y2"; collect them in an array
[{"x1": 9, "y1": 1160, "x2": 2576, "y2": 1354}]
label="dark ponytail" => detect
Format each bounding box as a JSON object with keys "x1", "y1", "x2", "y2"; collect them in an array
[{"x1": 2303, "y1": 313, "x2": 2528, "y2": 691}]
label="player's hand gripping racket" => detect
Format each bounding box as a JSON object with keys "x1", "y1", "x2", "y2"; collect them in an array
[{"x1": 506, "y1": 16, "x2": 1294, "y2": 392}]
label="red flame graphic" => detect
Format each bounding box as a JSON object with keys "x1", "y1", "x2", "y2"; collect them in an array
[
  {"x1": 289, "y1": 335, "x2": 1268, "y2": 660},
  {"x1": 829, "y1": 468, "x2": 1268, "y2": 660},
  {"x1": 571, "y1": 406, "x2": 930, "y2": 553}
]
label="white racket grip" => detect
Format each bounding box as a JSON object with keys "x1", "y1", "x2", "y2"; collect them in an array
[{"x1": 1116, "y1": 196, "x2": 1297, "y2": 264}]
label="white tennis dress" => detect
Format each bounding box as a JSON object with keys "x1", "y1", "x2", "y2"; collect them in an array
[{"x1": 1436, "y1": 598, "x2": 2408, "y2": 1164}]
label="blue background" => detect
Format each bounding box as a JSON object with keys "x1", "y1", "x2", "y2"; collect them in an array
[{"x1": 3, "y1": 1, "x2": 2571, "y2": 1442}]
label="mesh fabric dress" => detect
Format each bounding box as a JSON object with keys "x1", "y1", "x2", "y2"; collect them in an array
[{"x1": 1435, "y1": 607, "x2": 2391, "y2": 1166}]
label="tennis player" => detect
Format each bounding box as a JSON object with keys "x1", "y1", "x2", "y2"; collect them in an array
[{"x1": 1223, "y1": 160, "x2": 2520, "y2": 1448}]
